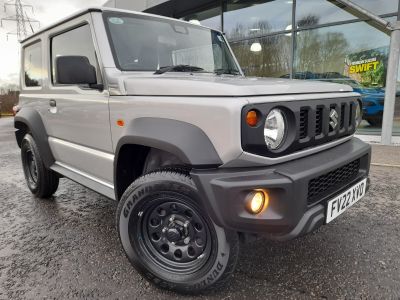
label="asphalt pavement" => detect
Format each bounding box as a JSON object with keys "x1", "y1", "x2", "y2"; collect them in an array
[{"x1": 0, "y1": 116, "x2": 399, "y2": 299}]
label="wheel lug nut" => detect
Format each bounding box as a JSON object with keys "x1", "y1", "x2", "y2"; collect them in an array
[
  {"x1": 169, "y1": 215, "x2": 175, "y2": 222},
  {"x1": 184, "y1": 221, "x2": 189, "y2": 228},
  {"x1": 162, "y1": 227, "x2": 167, "y2": 233},
  {"x1": 184, "y1": 237, "x2": 190, "y2": 244}
]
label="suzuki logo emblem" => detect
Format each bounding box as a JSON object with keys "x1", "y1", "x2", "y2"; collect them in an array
[{"x1": 329, "y1": 109, "x2": 339, "y2": 130}]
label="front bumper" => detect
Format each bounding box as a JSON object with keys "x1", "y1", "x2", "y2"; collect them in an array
[{"x1": 191, "y1": 138, "x2": 371, "y2": 241}]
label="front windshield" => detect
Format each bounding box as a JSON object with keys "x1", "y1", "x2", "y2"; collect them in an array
[{"x1": 103, "y1": 12, "x2": 240, "y2": 74}]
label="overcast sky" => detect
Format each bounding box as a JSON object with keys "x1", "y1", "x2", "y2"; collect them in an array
[{"x1": 0, "y1": 0, "x2": 106, "y2": 86}]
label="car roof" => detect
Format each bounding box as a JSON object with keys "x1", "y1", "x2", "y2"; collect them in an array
[{"x1": 20, "y1": 6, "x2": 217, "y2": 44}]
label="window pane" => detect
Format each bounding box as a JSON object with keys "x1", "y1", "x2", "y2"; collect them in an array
[
  {"x1": 394, "y1": 61, "x2": 400, "y2": 136},
  {"x1": 230, "y1": 34, "x2": 291, "y2": 77},
  {"x1": 294, "y1": 20, "x2": 392, "y2": 135},
  {"x1": 24, "y1": 42, "x2": 42, "y2": 87},
  {"x1": 296, "y1": 0, "x2": 398, "y2": 28},
  {"x1": 181, "y1": 6, "x2": 221, "y2": 30},
  {"x1": 223, "y1": 0, "x2": 293, "y2": 40},
  {"x1": 105, "y1": 13, "x2": 240, "y2": 73},
  {"x1": 51, "y1": 25, "x2": 98, "y2": 84}
]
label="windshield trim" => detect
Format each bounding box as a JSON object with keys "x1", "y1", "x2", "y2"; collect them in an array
[{"x1": 102, "y1": 11, "x2": 242, "y2": 74}]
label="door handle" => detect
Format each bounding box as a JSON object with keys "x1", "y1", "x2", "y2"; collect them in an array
[{"x1": 48, "y1": 99, "x2": 57, "y2": 113}]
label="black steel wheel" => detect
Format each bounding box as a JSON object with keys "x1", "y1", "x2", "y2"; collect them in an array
[
  {"x1": 22, "y1": 144, "x2": 39, "y2": 189},
  {"x1": 21, "y1": 134, "x2": 59, "y2": 198},
  {"x1": 139, "y1": 197, "x2": 212, "y2": 273},
  {"x1": 117, "y1": 170, "x2": 239, "y2": 293}
]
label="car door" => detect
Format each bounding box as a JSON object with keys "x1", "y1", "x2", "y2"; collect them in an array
[{"x1": 44, "y1": 20, "x2": 114, "y2": 186}]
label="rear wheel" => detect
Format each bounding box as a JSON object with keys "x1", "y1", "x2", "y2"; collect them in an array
[
  {"x1": 116, "y1": 170, "x2": 239, "y2": 293},
  {"x1": 21, "y1": 134, "x2": 59, "y2": 198}
]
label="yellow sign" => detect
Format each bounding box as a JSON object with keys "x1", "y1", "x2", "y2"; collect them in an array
[{"x1": 349, "y1": 58, "x2": 380, "y2": 74}]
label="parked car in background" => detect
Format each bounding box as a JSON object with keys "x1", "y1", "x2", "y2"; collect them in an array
[
  {"x1": 281, "y1": 72, "x2": 385, "y2": 127},
  {"x1": 317, "y1": 78, "x2": 385, "y2": 127}
]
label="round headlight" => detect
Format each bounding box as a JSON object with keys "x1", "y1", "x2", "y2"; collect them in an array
[{"x1": 264, "y1": 108, "x2": 286, "y2": 149}]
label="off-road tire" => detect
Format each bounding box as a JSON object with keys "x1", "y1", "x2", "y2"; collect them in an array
[
  {"x1": 116, "y1": 170, "x2": 239, "y2": 294},
  {"x1": 21, "y1": 134, "x2": 59, "y2": 198}
]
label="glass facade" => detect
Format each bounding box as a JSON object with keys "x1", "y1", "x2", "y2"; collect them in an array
[
  {"x1": 230, "y1": 34, "x2": 291, "y2": 77},
  {"x1": 181, "y1": 5, "x2": 222, "y2": 30},
  {"x1": 178, "y1": 0, "x2": 400, "y2": 136},
  {"x1": 296, "y1": 0, "x2": 398, "y2": 28},
  {"x1": 395, "y1": 60, "x2": 400, "y2": 134},
  {"x1": 224, "y1": 0, "x2": 292, "y2": 39}
]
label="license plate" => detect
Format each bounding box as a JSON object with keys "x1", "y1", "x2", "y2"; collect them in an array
[{"x1": 326, "y1": 178, "x2": 367, "y2": 224}]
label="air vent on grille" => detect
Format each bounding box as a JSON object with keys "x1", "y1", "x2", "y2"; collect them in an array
[
  {"x1": 307, "y1": 159, "x2": 360, "y2": 205},
  {"x1": 349, "y1": 103, "x2": 353, "y2": 127},
  {"x1": 340, "y1": 104, "x2": 345, "y2": 129},
  {"x1": 299, "y1": 108, "x2": 308, "y2": 139},
  {"x1": 315, "y1": 107, "x2": 323, "y2": 136}
]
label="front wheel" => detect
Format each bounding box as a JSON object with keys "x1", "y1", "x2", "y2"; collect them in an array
[{"x1": 116, "y1": 170, "x2": 239, "y2": 293}]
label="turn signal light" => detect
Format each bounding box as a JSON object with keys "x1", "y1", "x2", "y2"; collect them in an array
[
  {"x1": 246, "y1": 190, "x2": 269, "y2": 214},
  {"x1": 246, "y1": 110, "x2": 259, "y2": 127},
  {"x1": 116, "y1": 119, "x2": 125, "y2": 127}
]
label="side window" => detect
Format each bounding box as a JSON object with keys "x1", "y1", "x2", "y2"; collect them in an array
[
  {"x1": 51, "y1": 24, "x2": 100, "y2": 85},
  {"x1": 24, "y1": 41, "x2": 43, "y2": 87}
]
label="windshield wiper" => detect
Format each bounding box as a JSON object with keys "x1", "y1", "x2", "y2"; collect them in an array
[
  {"x1": 154, "y1": 65, "x2": 205, "y2": 75},
  {"x1": 214, "y1": 68, "x2": 241, "y2": 76}
]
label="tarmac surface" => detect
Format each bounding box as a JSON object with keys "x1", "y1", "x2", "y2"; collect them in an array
[{"x1": 0, "y1": 116, "x2": 399, "y2": 299}]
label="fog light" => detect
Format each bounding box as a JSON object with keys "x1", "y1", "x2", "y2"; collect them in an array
[{"x1": 246, "y1": 190, "x2": 268, "y2": 214}]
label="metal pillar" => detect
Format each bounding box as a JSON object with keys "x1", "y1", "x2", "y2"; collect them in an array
[{"x1": 381, "y1": 22, "x2": 400, "y2": 144}]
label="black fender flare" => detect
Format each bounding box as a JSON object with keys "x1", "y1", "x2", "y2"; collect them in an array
[
  {"x1": 14, "y1": 108, "x2": 55, "y2": 168},
  {"x1": 115, "y1": 118, "x2": 222, "y2": 167},
  {"x1": 114, "y1": 118, "x2": 222, "y2": 199}
]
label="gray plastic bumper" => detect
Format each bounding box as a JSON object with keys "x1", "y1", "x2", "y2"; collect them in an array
[{"x1": 191, "y1": 138, "x2": 371, "y2": 241}]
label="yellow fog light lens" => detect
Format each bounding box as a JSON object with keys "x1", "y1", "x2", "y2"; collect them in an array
[{"x1": 246, "y1": 190, "x2": 269, "y2": 214}]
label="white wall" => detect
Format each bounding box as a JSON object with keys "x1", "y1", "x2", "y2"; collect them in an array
[{"x1": 103, "y1": 0, "x2": 169, "y2": 11}]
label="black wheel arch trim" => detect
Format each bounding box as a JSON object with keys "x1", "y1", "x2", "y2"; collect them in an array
[
  {"x1": 114, "y1": 118, "x2": 222, "y2": 200},
  {"x1": 14, "y1": 108, "x2": 55, "y2": 168}
]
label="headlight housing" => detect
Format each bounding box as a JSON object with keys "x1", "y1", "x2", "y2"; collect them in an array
[{"x1": 264, "y1": 108, "x2": 286, "y2": 149}]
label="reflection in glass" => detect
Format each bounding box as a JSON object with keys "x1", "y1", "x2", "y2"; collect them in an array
[
  {"x1": 105, "y1": 13, "x2": 240, "y2": 74},
  {"x1": 296, "y1": 0, "x2": 398, "y2": 28},
  {"x1": 181, "y1": 5, "x2": 221, "y2": 30},
  {"x1": 293, "y1": 20, "x2": 392, "y2": 134},
  {"x1": 231, "y1": 34, "x2": 291, "y2": 77},
  {"x1": 24, "y1": 42, "x2": 42, "y2": 87},
  {"x1": 51, "y1": 24, "x2": 98, "y2": 84},
  {"x1": 223, "y1": 0, "x2": 292, "y2": 40},
  {"x1": 393, "y1": 61, "x2": 400, "y2": 135}
]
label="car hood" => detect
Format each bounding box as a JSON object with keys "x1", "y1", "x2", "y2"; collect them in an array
[
  {"x1": 122, "y1": 74, "x2": 353, "y2": 97},
  {"x1": 353, "y1": 87, "x2": 385, "y2": 96}
]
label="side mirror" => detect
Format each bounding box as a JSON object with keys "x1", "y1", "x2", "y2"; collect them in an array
[{"x1": 56, "y1": 56, "x2": 97, "y2": 86}]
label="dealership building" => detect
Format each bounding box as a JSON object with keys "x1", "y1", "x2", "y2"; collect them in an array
[{"x1": 104, "y1": 0, "x2": 400, "y2": 144}]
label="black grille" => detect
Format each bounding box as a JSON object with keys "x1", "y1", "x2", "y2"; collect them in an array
[
  {"x1": 241, "y1": 97, "x2": 358, "y2": 158},
  {"x1": 308, "y1": 159, "x2": 360, "y2": 205},
  {"x1": 299, "y1": 108, "x2": 308, "y2": 139},
  {"x1": 315, "y1": 107, "x2": 323, "y2": 136}
]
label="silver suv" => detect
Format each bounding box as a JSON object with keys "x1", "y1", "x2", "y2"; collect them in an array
[{"x1": 15, "y1": 7, "x2": 371, "y2": 293}]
